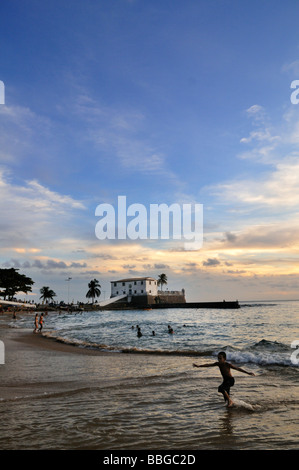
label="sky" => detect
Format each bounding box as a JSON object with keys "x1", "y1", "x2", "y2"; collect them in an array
[{"x1": 2, "y1": 0, "x2": 299, "y2": 302}]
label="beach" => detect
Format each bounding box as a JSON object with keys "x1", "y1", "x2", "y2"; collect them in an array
[
  {"x1": 0, "y1": 302, "x2": 299, "y2": 451},
  {"x1": 0, "y1": 323, "x2": 199, "y2": 450}
]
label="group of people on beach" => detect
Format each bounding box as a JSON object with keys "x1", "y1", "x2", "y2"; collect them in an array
[{"x1": 33, "y1": 313, "x2": 44, "y2": 333}]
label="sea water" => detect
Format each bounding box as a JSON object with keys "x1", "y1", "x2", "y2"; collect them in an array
[
  {"x1": 7, "y1": 300, "x2": 299, "y2": 365},
  {"x1": 0, "y1": 300, "x2": 298, "y2": 450}
]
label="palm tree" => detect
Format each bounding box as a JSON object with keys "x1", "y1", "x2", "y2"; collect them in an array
[
  {"x1": 86, "y1": 279, "x2": 101, "y2": 304},
  {"x1": 157, "y1": 273, "x2": 168, "y2": 291},
  {"x1": 40, "y1": 286, "x2": 56, "y2": 303}
]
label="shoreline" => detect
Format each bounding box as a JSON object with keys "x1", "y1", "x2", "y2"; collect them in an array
[
  {"x1": 0, "y1": 323, "x2": 117, "y2": 357},
  {"x1": 0, "y1": 325, "x2": 213, "y2": 358}
]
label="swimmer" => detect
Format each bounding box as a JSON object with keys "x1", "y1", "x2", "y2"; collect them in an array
[{"x1": 137, "y1": 327, "x2": 142, "y2": 338}]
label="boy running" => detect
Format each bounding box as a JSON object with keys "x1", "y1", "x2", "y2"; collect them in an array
[{"x1": 193, "y1": 351, "x2": 255, "y2": 407}]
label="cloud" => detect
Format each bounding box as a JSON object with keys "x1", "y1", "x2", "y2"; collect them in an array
[
  {"x1": 143, "y1": 263, "x2": 170, "y2": 270},
  {"x1": 70, "y1": 261, "x2": 88, "y2": 268},
  {"x1": 153, "y1": 263, "x2": 169, "y2": 269},
  {"x1": 282, "y1": 60, "x2": 299, "y2": 75},
  {"x1": 226, "y1": 269, "x2": 247, "y2": 274},
  {"x1": 245, "y1": 104, "x2": 266, "y2": 120},
  {"x1": 70, "y1": 91, "x2": 168, "y2": 174},
  {"x1": 0, "y1": 168, "x2": 86, "y2": 250},
  {"x1": 239, "y1": 105, "x2": 281, "y2": 162},
  {"x1": 27, "y1": 180, "x2": 85, "y2": 210},
  {"x1": 92, "y1": 253, "x2": 116, "y2": 260},
  {"x1": 207, "y1": 102, "x2": 299, "y2": 217},
  {"x1": 0, "y1": 104, "x2": 53, "y2": 170},
  {"x1": 0, "y1": 104, "x2": 50, "y2": 132},
  {"x1": 3, "y1": 258, "x2": 87, "y2": 270},
  {"x1": 221, "y1": 222, "x2": 299, "y2": 250},
  {"x1": 223, "y1": 232, "x2": 237, "y2": 243},
  {"x1": 240, "y1": 130, "x2": 280, "y2": 145},
  {"x1": 205, "y1": 103, "x2": 299, "y2": 229},
  {"x1": 181, "y1": 262, "x2": 200, "y2": 272},
  {"x1": 212, "y1": 156, "x2": 299, "y2": 210},
  {"x1": 203, "y1": 258, "x2": 220, "y2": 267}
]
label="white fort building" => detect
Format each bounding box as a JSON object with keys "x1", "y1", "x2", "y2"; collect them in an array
[
  {"x1": 111, "y1": 277, "x2": 158, "y2": 297},
  {"x1": 110, "y1": 276, "x2": 185, "y2": 307}
]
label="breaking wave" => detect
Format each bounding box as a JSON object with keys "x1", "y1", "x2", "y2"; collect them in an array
[
  {"x1": 42, "y1": 332, "x2": 298, "y2": 366},
  {"x1": 220, "y1": 339, "x2": 298, "y2": 367}
]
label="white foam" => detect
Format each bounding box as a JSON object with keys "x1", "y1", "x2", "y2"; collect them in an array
[
  {"x1": 232, "y1": 398, "x2": 255, "y2": 411},
  {"x1": 226, "y1": 350, "x2": 294, "y2": 367}
]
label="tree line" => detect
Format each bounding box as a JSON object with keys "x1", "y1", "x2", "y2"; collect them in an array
[{"x1": 0, "y1": 268, "x2": 168, "y2": 304}]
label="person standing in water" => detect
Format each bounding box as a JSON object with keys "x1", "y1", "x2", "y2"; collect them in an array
[
  {"x1": 33, "y1": 314, "x2": 39, "y2": 333},
  {"x1": 193, "y1": 351, "x2": 255, "y2": 407},
  {"x1": 38, "y1": 313, "x2": 44, "y2": 333}
]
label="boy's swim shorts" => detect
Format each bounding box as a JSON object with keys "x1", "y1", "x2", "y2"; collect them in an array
[{"x1": 218, "y1": 377, "x2": 235, "y2": 395}]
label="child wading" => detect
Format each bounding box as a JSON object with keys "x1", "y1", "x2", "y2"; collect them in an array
[{"x1": 193, "y1": 351, "x2": 255, "y2": 407}]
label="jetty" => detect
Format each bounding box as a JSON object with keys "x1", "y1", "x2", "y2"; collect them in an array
[
  {"x1": 150, "y1": 300, "x2": 240, "y2": 309},
  {"x1": 97, "y1": 298, "x2": 240, "y2": 310}
]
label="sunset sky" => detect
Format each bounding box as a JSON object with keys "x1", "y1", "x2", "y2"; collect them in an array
[{"x1": 2, "y1": 0, "x2": 299, "y2": 302}]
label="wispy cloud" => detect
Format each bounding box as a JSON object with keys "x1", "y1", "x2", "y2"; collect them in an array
[
  {"x1": 27, "y1": 180, "x2": 85, "y2": 211},
  {"x1": 210, "y1": 102, "x2": 299, "y2": 211},
  {"x1": 0, "y1": 169, "x2": 86, "y2": 250},
  {"x1": 63, "y1": 89, "x2": 178, "y2": 177},
  {"x1": 238, "y1": 105, "x2": 281, "y2": 163},
  {"x1": 0, "y1": 104, "x2": 52, "y2": 166},
  {"x1": 212, "y1": 156, "x2": 299, "y2": 209},
  {"x1": 282, "y1": 59, "x2": 299, "y2": 75}
]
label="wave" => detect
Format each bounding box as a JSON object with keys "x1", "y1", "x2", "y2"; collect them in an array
[
  {"x1": 0, "y1": 386, "x2": 95, "y2": 403},
  {"x1": 42, "y1": 331, "x2": 213, "y2": 356},
  {"x1": 221, "y1": 339, "x2": 298, "y2": 367},
  {"x1": 252, "y1": 339, "x2": 291, "y2": 351},
  {"x1": 240, "y1": 303, "x2": 278, "y2": 308},
  {"x1": 41, "y1": 332, "x2": 299, "y2": 366}
]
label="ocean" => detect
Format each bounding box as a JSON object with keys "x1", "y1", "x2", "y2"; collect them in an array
[{"x1": 0, "y1": 300, "x2": 298, "y2": 450}]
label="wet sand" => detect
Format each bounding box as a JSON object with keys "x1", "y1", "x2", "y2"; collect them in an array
[{"x1": 13, "y1": 327, "x2": 113, "y2": 355}]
